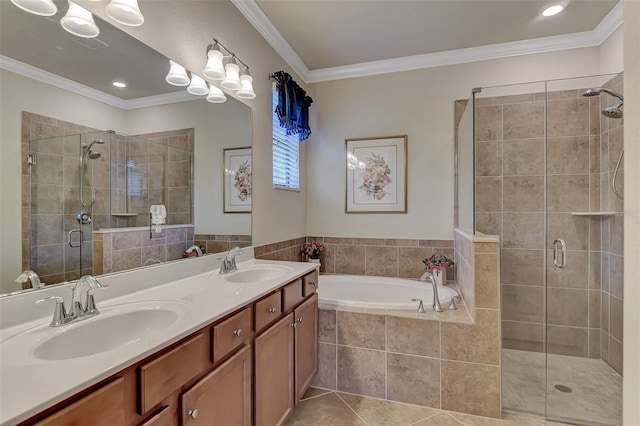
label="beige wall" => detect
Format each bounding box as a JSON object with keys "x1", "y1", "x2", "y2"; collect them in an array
[
  {"x1": 599, "y1": 26, "x2": 624, "y2": 75},
  {"x1": 308, "y1": 47, "x2": 603, "y2": 240}
]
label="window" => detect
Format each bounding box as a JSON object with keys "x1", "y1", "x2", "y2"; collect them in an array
[{"x1": 272, "y1": 89, "x2": 300, "y2": 190}]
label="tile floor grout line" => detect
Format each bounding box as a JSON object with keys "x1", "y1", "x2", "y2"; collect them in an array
[
  {"x1": 405, "y1": 411, "x2": 445, "y2": 426},
  {"x1": 335, "y1": 391, "x2": 371, "y2": 426}
]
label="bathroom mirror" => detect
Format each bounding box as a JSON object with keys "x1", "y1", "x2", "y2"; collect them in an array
[{"x1": 0, "y1": 1, "x2": 252, "y2": 295}]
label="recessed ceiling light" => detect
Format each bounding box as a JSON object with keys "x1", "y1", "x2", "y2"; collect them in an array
[
  {"x1": 542, "y1": 4, "x2": 564, "y2": 17},
  {"x1": 112, "y1": 81, "x2": 127, "y2": 88}
]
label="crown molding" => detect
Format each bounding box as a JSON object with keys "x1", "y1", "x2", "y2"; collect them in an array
[
  {"x1": 232, "y1": 0, "x2": 623, "y2": 84},
  {"x1": 0, "y1": 55, "x2": 197, "y2": 110}
]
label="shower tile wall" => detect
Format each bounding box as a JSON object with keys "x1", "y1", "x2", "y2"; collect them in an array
[
  {"x1": 21, "y1": 112, "x2": 105, "y2": 286},
  {"x1": 474, "y1": 90, "x2": 603, "y2": 359}
]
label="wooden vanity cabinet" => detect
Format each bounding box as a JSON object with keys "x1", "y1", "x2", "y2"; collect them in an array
[{"x1": 294, "y1": 293, "x2": 319, "y2": 404}]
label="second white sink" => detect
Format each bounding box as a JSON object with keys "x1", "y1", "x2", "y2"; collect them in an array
[{"x1": 225, "y1": 266, "x2": 293, "y2": 283}]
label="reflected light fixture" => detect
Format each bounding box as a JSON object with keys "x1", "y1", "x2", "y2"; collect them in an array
[
  {"x1": 206, "y1": 84, "x2": 227, "y2": 103},
  {"x1": 112, "y1": 81, "x2": 127, "y2": 88},
  {"x1": 106, "y1": 0, "x2": 144, "y2": 26},
  {"x1": 10, "y1": 0, "x2": 57, "y2": 16},
  {"x1": 165, "y1": 60, "x2": 190, "y2": 86},
  {"x1": 235, "y1": 68, "x2": 256, "y2": 99},
  {"x1": 60, "y1": 0, "x2": 100, "y2": 38},
  {"x1": 187, "y1": 74, "x2": 209, "y2": 96},
  {"x1": 221, "y1": 56, "x2": 241, "y2": 91},
  {"x1": 541, "y1": 4, "x2": 564, "y2": 16},
  {"x1": 203, "y1": 43, "x2": 226, "y2": 80}
]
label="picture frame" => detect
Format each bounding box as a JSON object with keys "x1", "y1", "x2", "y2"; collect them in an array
[
  {"x1": 223, "y1": 147, "x2": 252, "y2": 213},
  {"x1": 345, "y1": 135, "x2": 407, "y2": 213}
]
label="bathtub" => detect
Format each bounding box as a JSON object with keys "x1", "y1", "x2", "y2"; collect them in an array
[{"x1": 318, "y1": 274, "x2": 459, "y2": 310}]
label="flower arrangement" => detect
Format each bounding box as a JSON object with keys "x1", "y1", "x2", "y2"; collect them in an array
[
  {"x1": 234, "y1": 160, "x2": 252, "y2": 202},
  {"x1": 422, "y1": 253, "x2": 455, "y2": 272},
  {"x1": 300, "y1": 241, "x2": 325, "y2": 259},
  {"x1": 359, "y1": 152, "x2": 392, "y2": 200}
]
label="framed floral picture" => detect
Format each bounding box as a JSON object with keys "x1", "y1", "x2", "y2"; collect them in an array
[
  {"x1": 223, "y1": 147, "x2": 252, "y2": 213},
  {"x1": 345, "y1": 135, "x2": 407, "y2": 213}
]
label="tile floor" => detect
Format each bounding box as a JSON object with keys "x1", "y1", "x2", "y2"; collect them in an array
[
  {"x1": 287, "y1": 387, "x2": 573, "y2": 426},
  {"x1": 502, "y1": 349, "x2": 622, "y2": 426}
]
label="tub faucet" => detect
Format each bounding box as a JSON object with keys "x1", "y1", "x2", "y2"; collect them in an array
[
  {"x1": 15, "y1": 270, "x2": 43, "y2": 289},
  {"x1": 419, "y1": 272, "x2": 443, "y2": 312}
]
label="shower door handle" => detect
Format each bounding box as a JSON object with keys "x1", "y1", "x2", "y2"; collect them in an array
[
  {"x1": 553, "y1": 238, "x2": 566, "y2": 268},
  {"x1": 68, "y1": 229, "x2": 84, "y2": 248}
]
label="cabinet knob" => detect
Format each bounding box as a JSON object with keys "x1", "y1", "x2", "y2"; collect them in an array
[
  {"x1": 268, "y1": 307, "x2": 277, "y2": 314},
  {"x1": 188, "y1": 409, "x2": 199, "y2": 419},
  {"x1": 297, "y1": 317, "x2": 303, "y2": 324},
  {"x1": 310, "y1": 281, "x2": 317, "y2": 287},
  {"x1": 291, "y1": 323, "x2": 297, "y2": 328},
  {"x1": 233, "y1": 329, "x2": 242, "y2": 337}
]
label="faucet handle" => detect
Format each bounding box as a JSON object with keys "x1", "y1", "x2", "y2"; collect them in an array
[
  {"x1": 35, "y1": 296, "x2": 70, "y2": 327},
  {"x1": 411, "y1": 298, "x2": 426, "y2": 313},
  {"x1": 85, "y1": 290, "x2": 99, "y2": 316},
  {"x1": 448, "y1": 296, "x2": 461, "y2": 310}
]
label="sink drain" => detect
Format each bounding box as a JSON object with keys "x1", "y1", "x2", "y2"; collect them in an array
[{"x1": 554, "y1": 384, "x2": 572, "y2": 393}]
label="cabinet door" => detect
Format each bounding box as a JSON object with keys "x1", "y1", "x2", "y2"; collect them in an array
[
  {"x1": 254, "y1": 313, "x2": 294, "y2": 426},
  {"x1": 294, "y1": 293, "x2": 318, "y2": 404},
  {"x1": 180, "y1": 344, "x2": 251, "y2": 426}
]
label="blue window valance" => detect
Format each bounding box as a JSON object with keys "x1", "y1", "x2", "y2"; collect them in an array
[{"x1": 271, "y1": 71, "x2": 313, "y2": 142}]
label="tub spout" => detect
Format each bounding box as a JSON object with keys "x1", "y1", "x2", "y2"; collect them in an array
[{"x1": 419, "y1": 272, "x2": 443, "y2": 312}]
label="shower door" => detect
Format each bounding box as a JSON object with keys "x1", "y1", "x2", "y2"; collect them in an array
[{"x1": 28, "y1": 130, "x2": 112, "y2": 285}]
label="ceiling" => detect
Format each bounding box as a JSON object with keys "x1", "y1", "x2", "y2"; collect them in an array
[{"x1": 239, "y1": 0, "x2": 621, "y2": 82}]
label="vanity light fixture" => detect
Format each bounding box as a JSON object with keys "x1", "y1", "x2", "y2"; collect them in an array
[
  {"x1": 541, "y1": 4, "x2": 564, "y2": 16},
  {"x1": 60, "y1": 0, "x2": 100, "y2": 38},
  {"x1": 235, "y1": 67, "x2": 256, "y2": 99},
  {"x1": 112, "y1": 81, "x2": 127, "y2": 88},
  {"x1": 105, "y1": 0, "x2": 144, "y2": 26},
  {"x1": 221, "y1": 56, "x2": 242, "y2": 91},
  {"x1": 203, "y1": 42, "x2": 226, "y2": 80},
  {"x1": 187, "y1": 74, "x2": 209, "y2": 96},
  {"x1": 165, "y1": 60, "x2": 190, "y2": 86},
  {"x1": 206, "y1": 84, "x2": 227, "y2": 103},
  {"x1": 10, "y1": 0, "x2": 57, "y2": 16}
]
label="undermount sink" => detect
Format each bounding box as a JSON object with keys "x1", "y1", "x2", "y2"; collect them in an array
[
  {"x1": 32, "y1": 301, "x2": 189, "y2": 361},
  {"x1": 224, "y1": 266, "x2": 293, "y2": 283}
]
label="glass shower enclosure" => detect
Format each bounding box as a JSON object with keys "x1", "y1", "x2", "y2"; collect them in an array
[{"x1": 457, "y1": 73, "x2": 624, "y2": 425}]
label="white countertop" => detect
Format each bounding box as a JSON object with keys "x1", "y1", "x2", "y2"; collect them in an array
[{"x1": 0, "y1": 258, "x2": 318, "y2": 425}]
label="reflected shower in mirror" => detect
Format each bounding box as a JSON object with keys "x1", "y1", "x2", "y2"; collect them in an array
[{"x1": 0, "y1": 1, "x2": 252, "y2": 295}]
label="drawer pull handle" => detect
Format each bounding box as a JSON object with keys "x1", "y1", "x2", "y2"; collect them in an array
[
  {"x1": 233, "y1": 329, "x2": 243, "y2": 337},
  {"x1": 297, "y1": 317, "x2": 303, "y2": 324},
  {"x1": 292, "y1": 323, "x2": 297, "y2": 328},
  {"x1": 268, "y1": 307, "x2": 277, "y2": 314},
  {"x1": 309, "y1": 281, "x2": 317, "y2": 287},
  {"x1": 188, "y1": 409, "x2": 199, "y2": 419}
]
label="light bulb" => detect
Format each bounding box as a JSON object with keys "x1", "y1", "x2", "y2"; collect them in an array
[
  {"x1": 10, "y1": 0, "x2": 57, "y2": 16},
  {"x1": 203, "y1": 47, "x2": 226, "y2": 81},
  {"x1": 106, "y1": 0, "x2": 144, "y2": 26},
  {"x1": 165, "y1": 60, "x2": 190, "y2": 86},
  {"x1": 206, "y1": 85, "x2": 226, "y2": 103},
  {"x1": 221, "y1": 59, "x2": 241, "y2": 91},
  {"x1": 236, "y1": 73, "x2": 256, "y2": 99},
  {"x1": 60, "y1": 1, "x2": 100, "y2": 38},
  {"x1": 187, "y1": 74, "x2": 209, "y2": 96}
]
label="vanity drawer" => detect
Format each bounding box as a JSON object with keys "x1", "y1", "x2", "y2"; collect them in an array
[
  {"x1": 35, "y1": 377, "x2": 125, "y2": 426},
  {"x1": 282, "y1": 279, "x2": 304, "y2": 312},
  {"x1": 302, "y1": 270, "x2": 319, "y2": 297},
  {"x1": 139, "y1": 405, "x2": 172, "y2": 426},
  {"x1": 138, "y1": 333, "x2": 207, "y2": 414},
  {"x1": 255, "y1": 290, "x2": 282, "y2": 332},
  {"x1": 212, "y1": 307, "x2": 252, "y2": 362}
]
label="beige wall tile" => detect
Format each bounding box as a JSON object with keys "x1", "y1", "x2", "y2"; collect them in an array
[
  {"x1": 547, "y1": 214, "x2": 589, "y2": 250},
  {"x1": 441, "y1": 309, "x2": 500, "y2": 365},
  {"x1": 475, "y1": 105, "x2": 503, "y2": 141},
  {"x1": 319, "y1": 309, "x2": 336, "y2": 344},
  {"x1": 609, "y1": 337, "x2": 622, "y2": 374},
  {"x1": 547, "y1": 98, "x2": 590, "y2": 137},
  {"x1": 141, "y1": 245, "x2": 165, "y2": 263},
  {"x1": 337, "y1": 346, "x2": 385, "y2": 398},
  {"x1": 546, "y1": 175, "x2": 590, "y2": 212},
  {"x1": 609, "y1": 254, "x2": 624, "y2": 299},
  {"x1": 398, "y1": 247, "x2": 432, "y2": 279},
  {"x1": 386, "y1": 316, "x2": 440, "y2": 357},
  {"x1": 502, "y1": 176, "x2": 544, "y2": 212},
  {"x1": 503, "y1": 102, "x2": 544, "y2": 140},
  {"x1": 502, "y1": 138, "x2": 544, "y2": 176},
  {"x1": 546, "y1": 136, "x2": 590, "y2": 174},
  {"x1": 475, "y1": 213, "x2": 501, "y2": 236},
  {"x1": 335, "y1": 245, "x2": 366, "y2": 275},
  {"x1": 473, "y1": 242, "x2": 498, "y2": 254},
  {"x1": 589, "y1": 329, "x2": 601, "y2": 359},
  {"x1": 502, "y1": 285, "x2": 544, "y2": 323},
  {"x1": 547, "y1": 325, "x2": 588, "y2": 357},
  {"x1": 337, "y1": 311, "x2": 385, "y2": 349},
  {"x1": 312, "y1": 343, "x2": 337, "y2": 390},
  {"x1": 547, "y1": 288, "x2": 588, "y2": 327},
  {"x1": 501, "y1": 249, "x2": 544, "y2": 286},
  {"x1": 476, "y1": 141, "x2": 502, "y2": 176},
  {"x1": 320, "y1": 244, "x2": 336, "y2": 274},
  {"x1": 475, "y1": 177, "x2": 502, "y2": 212},
  {"x1": 112, "y1": 231, "x2": 142, "y2": 250},
  {"x1": 441, "y1": 361, "x2": 501, "y2": 418},
  {"x1": 387, "y1": 353, "x2": 440, "y2": 408},
  {"x1": 338, "y1": 392, "x2": 439, "y2": 426},
  {"x1": 502, "y1": 320, "x2": 544, "y2": 352},
  {"x1": 365, "y1": 246, "x2": 397, "y2": 277},
  {"x1": 111, "y1": 247, "x2": 142, "y2": 272},
  {"x1": 589, "y1": 290, "x2": 601, "y2": 329},
  {"x1": 165, "y1": 241, "x2": 187, "y2": 261},
  {"x1": 609, "y1": 296, "x2": 623, "y2": 342},
  {"x1": 546, "y1": 250, "x2": 588, "y2": 288},
  {"x1": 474, "y1": 253, "x2": 499, "y2": 309},
  {"x1": 502, "y1": 213, "x2": 544, "y2": 249}
]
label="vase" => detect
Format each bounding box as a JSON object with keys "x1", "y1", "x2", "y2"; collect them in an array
[
  {"x1": 308, "y1": 258, "x2": 320, "y2": 264},
  {"x1": 432, "y1": 268, "x2": 447, "y2": 286}
]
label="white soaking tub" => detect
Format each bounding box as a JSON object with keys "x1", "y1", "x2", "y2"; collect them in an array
[{"x1": 318, "y1": 274, "x2": 459, "y2": 310}]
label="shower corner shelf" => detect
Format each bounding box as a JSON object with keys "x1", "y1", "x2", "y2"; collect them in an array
[
  {"x1": 111, "y1": 213, "x2": 138, "y2": 217},
  {"x1": 570, "y1": 212, "x2": 617, "y2": 217}
]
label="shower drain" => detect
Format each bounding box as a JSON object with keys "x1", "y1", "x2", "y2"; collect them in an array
[{"x1": 554, "y1": 384, "x2": 573, "y2": 393}]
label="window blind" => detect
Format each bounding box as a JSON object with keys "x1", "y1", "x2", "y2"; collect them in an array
[{"x1": 272, "y1": 89, "x2": 300, "y2": 190}]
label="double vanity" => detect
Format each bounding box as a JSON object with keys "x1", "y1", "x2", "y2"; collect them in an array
[{"x1": 0, "y1": 250, "x2": 319, "y2": 425}]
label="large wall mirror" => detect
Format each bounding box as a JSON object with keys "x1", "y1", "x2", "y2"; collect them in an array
[{"x1": 0, "y1": 1, "x2": 252, "y2": 295}]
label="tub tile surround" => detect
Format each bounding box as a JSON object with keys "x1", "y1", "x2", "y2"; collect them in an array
[
  {"x1": 473, "y1": 79, "x2": 624, "y2": 373},
  {"x1": 314, "y1": 230, "x2": 502, "y2": 418},
  {"x1": 194, "y1": 233, "x2": 252, "y2": 254}
]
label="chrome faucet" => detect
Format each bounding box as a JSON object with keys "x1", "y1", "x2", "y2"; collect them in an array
[
  {"x1": 218, "y1": 246, "x2": 244, "y2": 274},
  {"x1": 419, "y1": 271, "x2": 443, "y2": 312},
  {"x1": 35, "y1": 275, "x2": 107, "y2": 327},
  {"x1": 15, "y1": 270, "x2": 43, "y2": 289}
]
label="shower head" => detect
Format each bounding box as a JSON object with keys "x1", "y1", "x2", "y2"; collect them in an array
[
  {"x1": 602, "y1": 102, "x2": 624, "y2": 119},
  {"x1": 581, "y1": 87, "x2": 624, "y2": 102},
  {"x1": 87, "y1": 149, "x2": 102, "y2": 159},
  {"x1": 82, "y1": 139, "x2": 104, "y2": 160}
]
